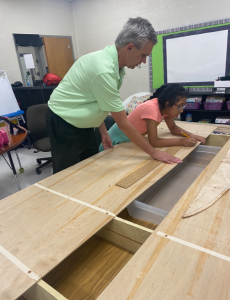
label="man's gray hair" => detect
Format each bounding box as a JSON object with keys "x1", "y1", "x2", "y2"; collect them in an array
[{"x1": 115, "y1": 17, "x2": 157, "y2": 49}]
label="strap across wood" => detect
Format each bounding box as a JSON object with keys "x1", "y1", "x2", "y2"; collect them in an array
[{"x1": 116, "y1": 146, "x2": 182, "y2": 189}]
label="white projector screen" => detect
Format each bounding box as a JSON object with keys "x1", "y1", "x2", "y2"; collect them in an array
[{"x1": 164, "y1": 29, "x2": 229, "y2": 85}]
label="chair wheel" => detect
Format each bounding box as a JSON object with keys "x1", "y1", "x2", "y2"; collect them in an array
[
  {"x1": 19, "y1": 168, "x2": 24, "y2": 173},
  {"x1": 37, "y1": 159, "x2": 42, "y2": 165},
  {"x1": 36, "y1": 169, "x2": 42, "y2": 174}
]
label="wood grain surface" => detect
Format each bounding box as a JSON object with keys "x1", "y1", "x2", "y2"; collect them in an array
[
  {"x1": 44, "y1": 236, "x2": 133, "y2": 300},
  {"x1": 0, "y1": 123, "x2": 216, "y2": 299},
  {"x1": 97, "y1": 140, "x2": 230, "y2": 300}
]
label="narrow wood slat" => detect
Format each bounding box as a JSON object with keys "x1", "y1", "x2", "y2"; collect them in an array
[{"x1": 116, "y1": 146, "x2": 182, "y2": 188}]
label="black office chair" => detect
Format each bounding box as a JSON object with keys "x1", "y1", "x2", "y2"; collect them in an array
[{"x1": 26, "y1": 104, "x2": 52, "y2": 174}]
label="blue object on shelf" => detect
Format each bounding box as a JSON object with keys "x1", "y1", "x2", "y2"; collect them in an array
[{"x1": 185, "y1": 113, "x2": 192, "y2": 122}]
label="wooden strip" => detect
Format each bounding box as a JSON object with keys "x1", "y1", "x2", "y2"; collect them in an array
[
  {"x1": 157, "y1": 231, "x2": 230, "y2": 262},
  {"x1": 34, "y1": 183, "x2": 115, "y2": 217},
  {"x1": 116, "y1": 146, "x2": 181, "y2": 188},
  {"x1": 0, "y1": 244, "x2": 40, "y2": 281},
  {"x1": 23, "y1": 280, "x2": 67, "y2": 300},
  {"x1": 96, "y1": 217, "x2": 153, "y2": 253}
]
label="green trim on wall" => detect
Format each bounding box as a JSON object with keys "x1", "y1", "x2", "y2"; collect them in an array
[{"x1": 152, "y1": 22, "x2": 230, "y2": 89}]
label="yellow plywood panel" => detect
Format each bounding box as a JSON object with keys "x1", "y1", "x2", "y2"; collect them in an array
[
  {"x1": 0, "y1": 186, "x2": 112, "y2": 300},
  {"x1": 97, "y1": 140, "x2": 230, "y2": 300},
  {"x1": 37, "y1": 125, "x2": 215, "y2": 215}
]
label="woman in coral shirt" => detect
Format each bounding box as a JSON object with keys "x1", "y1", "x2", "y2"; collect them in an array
[{"x1": 99, "y1": 84, "x2": 205, "y2": 151}]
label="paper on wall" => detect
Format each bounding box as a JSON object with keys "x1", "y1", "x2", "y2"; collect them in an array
[{"x1": 24, "y1": 54, "x2": 35, "y2": 69}]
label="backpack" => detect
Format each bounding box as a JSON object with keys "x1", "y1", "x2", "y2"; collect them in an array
[{"x1": 42, "y1": 73, "x2": 62, "y2": 86}]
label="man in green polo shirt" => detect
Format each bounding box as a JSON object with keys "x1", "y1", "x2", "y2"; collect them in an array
[{"x1": 46, "y1": 17, "x2": 182, "y2": 174}]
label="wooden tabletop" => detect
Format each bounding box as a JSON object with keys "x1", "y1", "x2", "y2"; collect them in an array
[
  {"x1": 98, "y1": 139, "x2": 230, "y2": 300},
  {"x1": 0, "y1": 122, "x2": 217, "y2": 299},
  {"x1": 0, "y1": 126, "x2": 27, "y2": 155}
]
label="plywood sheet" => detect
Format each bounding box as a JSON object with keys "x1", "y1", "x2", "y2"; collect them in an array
[
  {"x1": 37, "y1": 125, "x2": 215, "y2": 215},
  {"x1": 0, "y1": 185, "x2": 112, "y2": 300},
  {"x1": 97, "y1": 140, "x2": 230, "y2": 300},
  {"x1": 0, "y1": 123, "x2": 217, "y2": 299}
]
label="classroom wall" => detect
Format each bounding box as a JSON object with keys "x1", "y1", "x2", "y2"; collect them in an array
[
  {"x1": 0, "y1": 0, "x2": 77, "y2": 84},
  {"x1": 72, "y1": 0, "x2": 230, "y2": 101}
]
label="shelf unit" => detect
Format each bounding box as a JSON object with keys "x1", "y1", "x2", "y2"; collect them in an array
[{"x1": 180, "y1": 90, "x2": 230, "y2": 124}]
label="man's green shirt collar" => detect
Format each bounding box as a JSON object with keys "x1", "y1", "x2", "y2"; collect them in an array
[{"x1": 107, "y1": 44, "x2": 126, "y2": 80}]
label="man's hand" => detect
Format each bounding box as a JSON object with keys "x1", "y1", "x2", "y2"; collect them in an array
[
  {"x1": 101, "y1": 133, "x2": 113, "y2": 150},
  {"x1": 182, "y1": 138, "x2": 197, "y2": 147},
  {"x1": 193, "y1": 135, "x2": 206, "y2": 144},
  {"x1": 151, "y1": 150, "x2": 183, "y2": 165}
]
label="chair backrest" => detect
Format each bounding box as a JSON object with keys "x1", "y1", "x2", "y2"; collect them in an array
[{"x1": 26, "y1": 104, "x2": 48, "y2": 142}]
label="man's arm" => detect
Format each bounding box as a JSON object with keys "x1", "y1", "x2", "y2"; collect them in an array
[
  {"x1": 111, "y1": 110, "x2": 183, "y2": 164},
  {"x1": 98, "y1": 121, "x2": 113, "y2": 150}
]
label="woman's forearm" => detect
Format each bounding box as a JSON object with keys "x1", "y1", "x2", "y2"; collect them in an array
[{"x1": 149, "y1": 137, "x2": 184, "y2": 148}]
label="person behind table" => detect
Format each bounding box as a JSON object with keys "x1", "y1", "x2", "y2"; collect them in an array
[
  {"x1": 99, "y1": 84, "x2": 205, "y2": 151},
  {"x1": 46, "y1": 17, "x2": 183, "y2": 174}
]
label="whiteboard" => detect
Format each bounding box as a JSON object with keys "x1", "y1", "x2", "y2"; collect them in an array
[
  {"x1": 0, "y1": 71, "x2": 20, "y2": 116},
  {"x1": 166, "y1": 30, "x2": 228, "y2": 83}
]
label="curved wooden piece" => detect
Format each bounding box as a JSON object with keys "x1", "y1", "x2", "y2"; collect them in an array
[
  {"x1": 183, "y1": 148, "x2": 230, "y2": 218},
  {"x1": 182, "y1": 186, "x2": 230, "y2": 218}
]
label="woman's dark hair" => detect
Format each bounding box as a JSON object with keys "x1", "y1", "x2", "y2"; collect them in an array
[
  {"x1": 158, "y1": 84, "x2": 187, "y2": 110},
  {"x1": 149, "y1": 85, "x2": 168, "y2": 99},
  {"x1": 145, "y1": 84, "x2": 186, "y2": 109}
]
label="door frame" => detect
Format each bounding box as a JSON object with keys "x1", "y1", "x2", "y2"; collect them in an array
[{"x1": 13, "y1": 34, "x2": 75, "y2": 86}]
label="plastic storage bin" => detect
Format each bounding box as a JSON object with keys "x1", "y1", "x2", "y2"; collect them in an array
[
  {"x1": 184, "y1": 102, "x2": 201, "y2": 110},
  {"x1": 203, "y1": 102, "x2": 224, "y2": 110}
]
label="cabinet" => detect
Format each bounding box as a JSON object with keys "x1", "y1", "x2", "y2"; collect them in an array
[{"x1": 180, "y1": 91, "x2": 230, "y2": 124}]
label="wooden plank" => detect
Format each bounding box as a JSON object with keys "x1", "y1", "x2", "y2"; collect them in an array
[
  {"x1": 37, "y1": 124, "x2": 215, "y2": 216},
  {"x1": 44, "y1": 236, "x2": 133, "y2": 300},
  {"x1": 96, "y1": 217, "x2": 153, "y2": 253},
  {"x1": 23, "y1": 280, "x2": 67, "y2": 300},
  {"x1": 116, "y1": 146, "x2": 181, "y2": 188},
  {"x1": 0, "y1": 185, "x2": 112, "y2": 300},
  {"x1": 97, "y1": 140, "x2": 230, "y2": 300}
]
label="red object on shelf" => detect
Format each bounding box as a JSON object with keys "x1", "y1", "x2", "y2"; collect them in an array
[
  {"x1": 226, "y1": 102, "x2": 230, "y2": 110},
  {"x1": 203, "y1": 102, "x2": 224, "y2": 110},
  {"x1": 184, "y1": 102, "x2": 201, "y2": 110}
]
